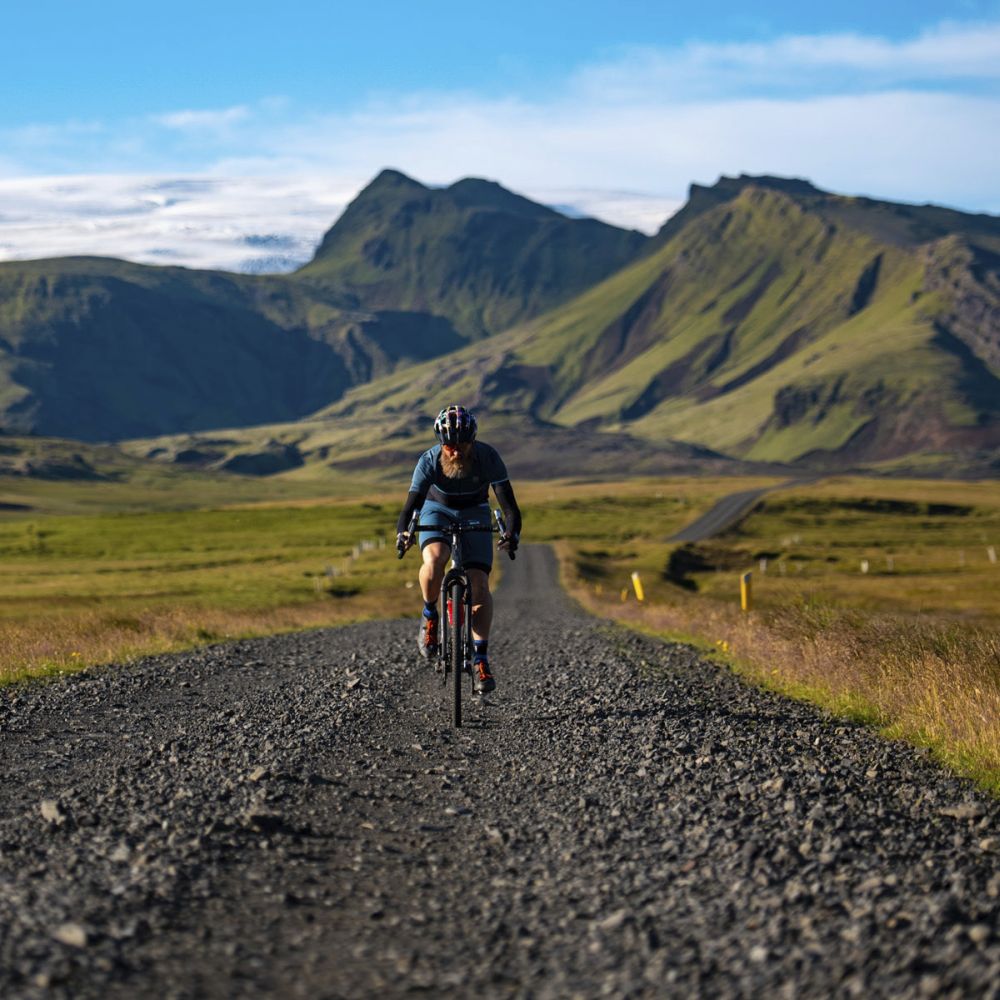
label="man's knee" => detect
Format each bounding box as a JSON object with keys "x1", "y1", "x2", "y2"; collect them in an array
[{"x1": 422, "y1": 542, "x2": 450, "y2": 572}]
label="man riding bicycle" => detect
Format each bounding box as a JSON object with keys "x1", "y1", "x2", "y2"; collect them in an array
[{"x1": 396, "y1": 405, "x2": 522, "y2": 694}]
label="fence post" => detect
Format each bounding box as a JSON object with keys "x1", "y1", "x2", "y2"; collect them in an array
[{"x1": 740, "y1": 571, "x2": 753, "y2": 612}]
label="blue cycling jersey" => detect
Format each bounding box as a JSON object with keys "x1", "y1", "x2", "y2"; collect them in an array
[{"x1": 409, "y1": 442, "x2": 510, "y2": 510}]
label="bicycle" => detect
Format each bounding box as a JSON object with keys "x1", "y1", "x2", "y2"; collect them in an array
[{"x1": 397, "y1": 508, "x2": 514, "y2": 728}]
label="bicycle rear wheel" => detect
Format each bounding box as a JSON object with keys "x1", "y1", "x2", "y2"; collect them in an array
[{"x1": 447, "y1": 578, "x2": 464, "y2": 728}]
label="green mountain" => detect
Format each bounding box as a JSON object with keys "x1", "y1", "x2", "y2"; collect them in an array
[
  {"x1": 296, "y1": 168, "x2": 648, "y2": 340},
  {"x1": 0, "y1": 257, "x2": 466, "y2": 441},
  {"x1": 254, "y1": 174, "x2": 1000, "y2": 474},
  {"x1": 0, "y1": 172, "x2": 646, "y2": 442},
  {"x1": 7, "y1": 168, "x2": 999, "y2": 474},
  {"x1": 560, "y1": 179, "x2": 1000, "y2": 468}
]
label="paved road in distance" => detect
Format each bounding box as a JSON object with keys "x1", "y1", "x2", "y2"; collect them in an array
[{"x1": 670, "y1": 479, "x2": 806, "y2": 542}]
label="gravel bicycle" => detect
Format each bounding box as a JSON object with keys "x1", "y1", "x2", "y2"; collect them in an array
[{"x1": 398, "y1": 508, "x2": 514, "y2": 727}]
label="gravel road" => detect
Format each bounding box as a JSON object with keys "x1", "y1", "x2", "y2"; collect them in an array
[{"x1": 2, "y1": 545, "x2": 1000, "y2": 998}]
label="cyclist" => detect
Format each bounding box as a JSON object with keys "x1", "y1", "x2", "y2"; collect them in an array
[{"x1": 396, "y1": 405, "x2": 522, "y2": 694}]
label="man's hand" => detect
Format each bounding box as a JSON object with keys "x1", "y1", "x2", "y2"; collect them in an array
[
  {"x1": 396, "y1": 531, "x2": 413, "y2": 558},
  {"x1": 498, "y1": 532, "x2": 519, "y2": 555}
]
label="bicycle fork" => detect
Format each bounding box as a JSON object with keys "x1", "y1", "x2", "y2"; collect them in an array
[{"x1": 442, "y1": 569, "x2": 474, "y2": 679}]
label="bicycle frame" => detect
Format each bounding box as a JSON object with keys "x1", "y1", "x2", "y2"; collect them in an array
[{"x1": 398, "y1": 510, "x2": 507, "y2": 727}]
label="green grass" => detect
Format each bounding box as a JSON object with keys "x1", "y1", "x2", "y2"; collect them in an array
[
  {"x1": 696, "y1": 478, "x2": 1000, "y2": 620},
  {"x1": 0, "y1": 473, "x2": 763, "y2": 684},
  {"x1": 0, "y1": 434, "x2": 391, "y2": 518},
  {"x1": 0, "y1": 503, "x2": 385, "y2": 598},
  {"x1": 0, "y1": 498, "x2": 416, "y2": 682}
]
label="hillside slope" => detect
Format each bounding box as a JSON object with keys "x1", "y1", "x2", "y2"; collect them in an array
[
  {"x1": 296, "y1": 169, "x2": 648, "y2": 340},
  {"x1": 296, "y1": 175, "x2": 1000, "y2": 471},
  {"x1": 9, "y1": 169, "x2": 998, "y2": 472},
  {"x1": 0, "y1": 258, "x2": 467, "y2": 440},
  {"x1": 0, "y1": 173, "x2": 645, "y2": 441}
]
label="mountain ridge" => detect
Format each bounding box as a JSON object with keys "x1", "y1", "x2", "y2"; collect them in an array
[
  {"x1": 0, "y1": 172, "x2": 647, "y2": 441},
  {"x1": 2, "y1": 169, "x2": 999, "y2": 476},
  {"x1": 297, "y1": 167, "x2": 648, "y2": 340},
  {"x1": 270, "y1": 177, "x2": 1000, "y2": 474}
]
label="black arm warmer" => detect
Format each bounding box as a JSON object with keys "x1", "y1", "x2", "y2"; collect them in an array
[
  {"x1": 493, "y1": 480, "x2": 522, "y2": 536},
  {"x1": 396, "y1": 490, "x2": 424, "y2": 534}
]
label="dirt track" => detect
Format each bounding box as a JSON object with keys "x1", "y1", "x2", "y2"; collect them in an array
[{"x1": 2, "y1": 546, "x2": 1000, "y2": 998}]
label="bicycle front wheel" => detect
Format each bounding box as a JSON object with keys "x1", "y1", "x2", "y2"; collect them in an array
[{"x1": 447, "y1": 578, "x2": 464, "y2": 728}]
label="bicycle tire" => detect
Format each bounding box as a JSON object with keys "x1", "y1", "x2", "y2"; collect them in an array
[
  {"x1": 438, "y1": 589, "x2": 447, "y2": 683},
  {"x1": 448, "y1": 578, "x2": 464, "y2": 728}
]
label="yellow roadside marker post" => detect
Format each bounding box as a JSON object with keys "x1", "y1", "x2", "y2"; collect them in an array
[
  {"x1": 740, "y1": 571, "x2": 753, "y2": 612},
  {"x1": 631, "y1": 571, "x2": 645, "y2": 602}
]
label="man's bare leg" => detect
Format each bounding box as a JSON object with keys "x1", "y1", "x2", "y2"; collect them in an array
[
  {"x1": 419, "y1": 542, "x2": 450, "y2": 604},
  {"x1": 469, "y1": 568, "x2": 493, "y2": 641}
]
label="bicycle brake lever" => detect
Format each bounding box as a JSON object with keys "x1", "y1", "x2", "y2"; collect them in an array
[{"x1": 398, "y1": 513, "x2": 419, "y2": 558}]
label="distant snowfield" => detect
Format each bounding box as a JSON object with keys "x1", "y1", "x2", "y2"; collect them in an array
[
  {"x1": 0, "y1": 175, "x2": 354, "y2": 274},
  {"x1": 0, "y1": 174, "x2": 680, "y2": 274}
]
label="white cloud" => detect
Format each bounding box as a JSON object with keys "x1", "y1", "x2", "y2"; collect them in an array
[
  {"x1": 230, "y1": 87, "x2": 1000, "y2": 212},
  {"x1": 152, "y1": 105, "x2": 252, "y2": 130},
  {"x1": 0, "y1": 175, "x2": 352, "y2": 272},
  {"x1": 575, "y1": 21, "x2": 1000, "y2": 100},
  {"x1": 530, "y1": 188, "x2": 683, "y2": 234}
]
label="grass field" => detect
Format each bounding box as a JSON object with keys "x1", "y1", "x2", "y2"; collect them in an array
[
  {"x1": 699, "y1": 477, "x2": 1000, "y2": 621},
  {"x1": 0, "y1": 474, "x2": 744, "y2": 683},
  {"x1": 0, "y1": 499, "x2": 413, "y2": 682},
  {"x1": 0, "y1": 457, "x2": 377, "y2": 518}
]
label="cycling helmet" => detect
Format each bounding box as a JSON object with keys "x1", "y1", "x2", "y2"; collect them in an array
[{"x1": 434, "y1": 405, "x2": 477, "y2": 444}]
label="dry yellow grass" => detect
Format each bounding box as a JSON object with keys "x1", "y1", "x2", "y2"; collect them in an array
[
  {"x1": 556, "y1": 541, "x2": 1000, "y2": 790},
  {"x1": 0, "y1": 590, "x2": 408, "y2": 684}
]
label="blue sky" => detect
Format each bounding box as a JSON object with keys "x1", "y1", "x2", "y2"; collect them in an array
[
  {"x1": 1, "y1": 1, "x2": 998, "y2": 269},
  {"x1": 5, "y1": 1, "x2": 998, "y2": 123}
]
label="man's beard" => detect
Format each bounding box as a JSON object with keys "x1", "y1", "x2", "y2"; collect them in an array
[{"x1": 441, "y1": 448, "x2": 473, "y2": 479}]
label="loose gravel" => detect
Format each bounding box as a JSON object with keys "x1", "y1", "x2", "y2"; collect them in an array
[{"x1": 1, "y1": 545, "x2": 999, "y2": 999}]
